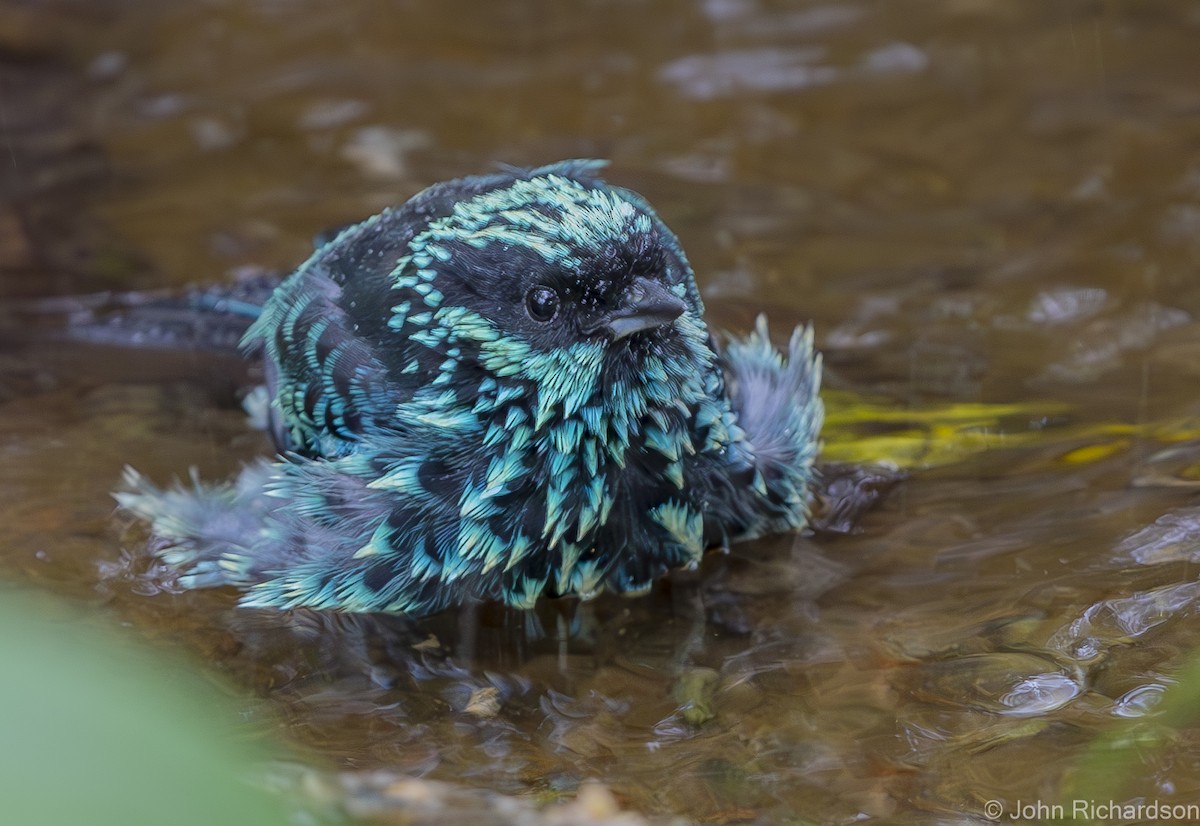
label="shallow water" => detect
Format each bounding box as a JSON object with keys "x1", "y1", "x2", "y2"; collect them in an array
[{"x1": 4, "y1": 0, "x2": 1200, "y2": 822}]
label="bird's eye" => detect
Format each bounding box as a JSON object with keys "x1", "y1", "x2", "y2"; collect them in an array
[{"x1": 525, "y1": 285, "x2": 560, "y2": 322}]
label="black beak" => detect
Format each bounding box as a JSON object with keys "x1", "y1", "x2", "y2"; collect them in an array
[{"x1": 590, "y1": 277, "x2": 687, "y2": 341}]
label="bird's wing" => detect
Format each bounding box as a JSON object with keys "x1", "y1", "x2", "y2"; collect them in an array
[
  {"x1": 720, "y1": 316, "x2": 824, "y2": 535},
  {"x1": 241, "y1": 213, "x2": 427, "y2": 457}
]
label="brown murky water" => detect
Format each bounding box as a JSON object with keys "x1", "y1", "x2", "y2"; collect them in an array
[{"x1": 4, "y1": 1, "x2": 1200, "y2": 822}]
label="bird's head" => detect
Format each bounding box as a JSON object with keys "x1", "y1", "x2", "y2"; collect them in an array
[{"x1": 386, "y1": 167, "x2": 718, "y2": 422}]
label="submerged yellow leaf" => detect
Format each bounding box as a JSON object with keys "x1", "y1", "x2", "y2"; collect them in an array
[
  {"x1": 820, "y1": 390, "x2": 1061, "y2": 468},
  {"x1": 820, "y1": 390, "x2": 1200, "y2": 471},
  {"x1": 1058, "y1": 439, "x2": 1132, "y2": 465}
]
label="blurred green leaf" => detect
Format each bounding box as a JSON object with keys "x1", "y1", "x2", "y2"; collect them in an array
[{"x1": 0, "y1": 591, "x2": 293, "y2": 826}]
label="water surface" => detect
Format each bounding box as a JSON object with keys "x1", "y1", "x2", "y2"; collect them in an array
[{"x1": 4, "y1": 1, "x2": 1200, "y2": 822}]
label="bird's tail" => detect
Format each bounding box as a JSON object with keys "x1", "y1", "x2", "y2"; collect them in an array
[
  {"x1": 2, "y1": 275, "x2": 278, "y2": 355},
  {"x1": 114, "y1": 463, "x2": 275, "y2": 589},
  {"x1": 723, "y1": 315, "x2": 824, "y2": 532}
]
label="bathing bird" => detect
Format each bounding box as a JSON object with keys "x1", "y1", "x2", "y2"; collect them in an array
[{"x1": 118, "y1": 160, "x2": 823, "y2": 616}]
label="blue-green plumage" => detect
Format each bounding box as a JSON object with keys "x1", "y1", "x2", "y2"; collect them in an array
[{"x1": 118, "y1": 160, "x2": 823, "y2": 616}]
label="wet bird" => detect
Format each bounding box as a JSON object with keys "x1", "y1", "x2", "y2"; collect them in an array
[{"x1": 118, "y1": 160, "x2": 823, "y2": 617}]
